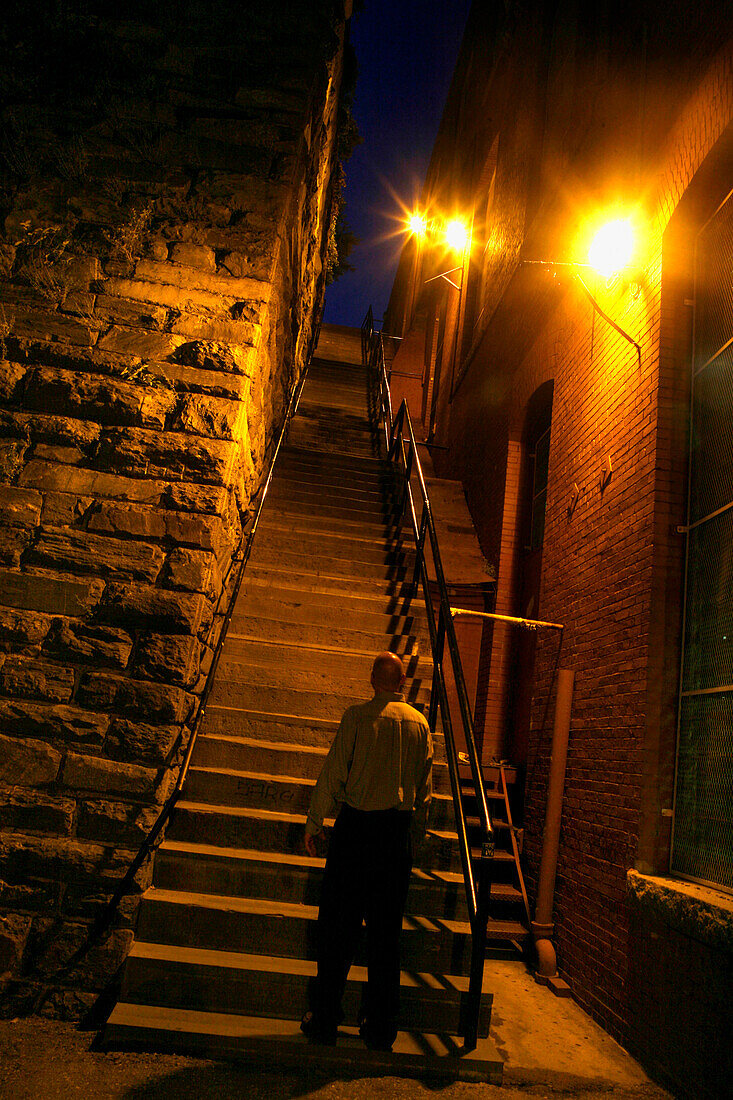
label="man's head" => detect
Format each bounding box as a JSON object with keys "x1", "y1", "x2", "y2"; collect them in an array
[{"x1": 371, "y1": 651, "x2": 405, "y2": 694}]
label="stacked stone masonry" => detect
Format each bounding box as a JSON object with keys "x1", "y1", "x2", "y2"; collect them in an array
[{"x1": 0, "y1": 0, "x2": 348, "y2": 1017}]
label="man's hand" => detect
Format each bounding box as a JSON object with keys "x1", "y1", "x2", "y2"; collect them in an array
[{"x1": 305, "y1": 829, "x2": 323, "y2": 857}]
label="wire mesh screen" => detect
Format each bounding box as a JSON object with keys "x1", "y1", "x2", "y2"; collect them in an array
[
  {"x1": 690, "y1": 347, "x2": 733, "y2": 523},
  {"x1": 672, "y1": 191, "x2": 733, "y2": 891},
  {"x1": 674, "y1": 694, "x2": 733, "y2": 888}
]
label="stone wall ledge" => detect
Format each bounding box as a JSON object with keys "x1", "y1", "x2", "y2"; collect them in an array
[
  {"x1": 134, "y1": 260, "x2": 272, "y2": 302},
  {"x1": 627, "y1": 869, "x2": 733, "y2": 952},
  {"x1": 0, "y1": 571, "x2": 105, "y2": 617},
  {"x1": 19, "y1": 462, "x2": 231, "y2": 515},
  {"x1": 102, "y1": 275, "x2": 264, "y2": 325},
  {"x1": 23, "y1": 367, "x2": 176, "y2": 429}
]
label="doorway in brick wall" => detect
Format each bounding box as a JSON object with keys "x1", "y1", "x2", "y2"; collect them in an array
[{"x1": 507, "y1": 380, "x2": 554, "y2": 771}]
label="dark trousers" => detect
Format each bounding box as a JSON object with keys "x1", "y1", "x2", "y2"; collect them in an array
[{"x1": 312, "y1": 803, "x2": 412, "y2": 1044}]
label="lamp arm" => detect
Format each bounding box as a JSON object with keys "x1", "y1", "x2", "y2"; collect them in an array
[{"x1": 574, "y1": 272, "x2": 642, "y2": 365}]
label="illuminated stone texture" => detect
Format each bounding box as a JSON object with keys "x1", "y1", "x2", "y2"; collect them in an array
[{"x1": 0, "y1": 0, "x2": 347, "y2": 1015}]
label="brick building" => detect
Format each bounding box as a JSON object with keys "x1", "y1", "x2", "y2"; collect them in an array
[{"x1": 384, "y1": 2, "x2": 733, "y2": 1095}]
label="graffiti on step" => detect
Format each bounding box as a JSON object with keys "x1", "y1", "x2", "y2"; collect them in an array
[{"x1": 237, "y1": 777, "x2": 297, "y2": 804}]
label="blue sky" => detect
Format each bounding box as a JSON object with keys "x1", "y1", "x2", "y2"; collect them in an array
[{"x1": 323, "y1": 0, "x2": 472, "y2": 328}]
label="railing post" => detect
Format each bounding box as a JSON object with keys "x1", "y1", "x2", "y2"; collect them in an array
[
  {"x1": 388, "y1": 401, "x2": 404, "y2": 460},
  {"x1": 428, "y1": 605, "x2": 445, "y2": 732},
  {"x1": 362, "y1": 306, "x2": 494, "y2": 1056},
  {"x1": 412, "y1": 509, "x2": 428, "y2": 599},
  {"x1": 464, "y1": 844, "x2": 493, "y2": 1051},
  {"x1": 394, "y1": 438, "x2": 413, "y2": 540}
]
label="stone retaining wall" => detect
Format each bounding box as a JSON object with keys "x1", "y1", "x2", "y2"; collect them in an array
[{"x1": 0, "y1": 0, "x2": 347, "y2": 1017}]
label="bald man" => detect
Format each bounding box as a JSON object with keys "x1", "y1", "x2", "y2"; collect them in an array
[{"x1": 301, "y1": 651, "x2": 433, "y2": 1051}]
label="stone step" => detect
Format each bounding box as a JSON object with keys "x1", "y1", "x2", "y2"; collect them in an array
[
  {"x1": 190, "y1": 734, "x2": 450, "y2": 793},
  {"x1": 206, "y1": 681, "x2": 430, "y2": 720},
  {"x1": 272, "y1": 465, "x2": 395, "y2": 500},
  {"x1": 118, "y1": 942, "x2": 493, "y2": 1037},
  {"x1": 134, "y1": 888, "x2": 473, "y2": 974},
  {"x1": 300, "y1": 382, "x2": 369, "y2": 410},
  {"x1": 182, "y1": 768, "x2": 456, "y2": 829},
  {"x1": 268, "y1": 476, "x2": 397, "y2": 510},
  {"x1": 153, "y1": 842, "x2": 472, "y2": 920},
  {"x1": 248, "y1": 544, "x2": 412, "y2": 582},
  {"x1": 228, "y1": 585, "x2": 426, "y2": 634},
  {"x1": 199, "y1": 707, "x2": 339, "y2": 749},
  {"x1": 102, "y1": 1003, "x2": 503, "y2": 1082},
  {"x1": 212, "y1": 647, "x2": 431, "y2": 696},
  {"x1": 216, "y1": 637, "x2": 433, "y2": 687},
  {"x1": 253, "y1": 527, "x2": 412, "y2": 569},
  {"x1": 264, "y1": 492, "x2": 399, "y2": 526},
  {"x1": 197, "y1": 707, "x2": 448, "y2": 761},
  {"x1": 290, "y1": 409, "x2": 372, "y2": 437},
  {"x1": 245, "y1": 563, "x2": 416, "y2": 598},
  {"x1": 152, "y1": 841, "x2": 524, "y2": 929},
  {"x1": 271, "y1": 464, "x2": 397, "y2": 498},
  {"x1": 258, "y1": 507, "x2": 406, "y2": 542},
  {"x1": 280, "y1": 444, "x2": 386, "y2": 475},
  {"x1": 285, "y1": 430, "x2": 377, "y2": 458},
  {"x1": 292, "y1": 398, "x2": 372, "y2": 421},
  {"x1": 237, "y1": 575, "x2": 425, "y2": 620},
  {"x1": 306, "y1": 359, "x2": 368, "y2": 381},
  {"x1": 166, "y1": 802, "x2": 508, "y2": 876},
  {"x1": 225, "y1": 619, "x2": 426, "y2": 655}
]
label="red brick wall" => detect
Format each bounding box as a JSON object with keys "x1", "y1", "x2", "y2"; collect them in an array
[{"x1": 384, "y1": 1, "x2": 733, "y2": 1080}]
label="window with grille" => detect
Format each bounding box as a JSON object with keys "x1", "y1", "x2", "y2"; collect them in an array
[{"x1": 672, "y1": 187, "x2": 733, "y2": 892}]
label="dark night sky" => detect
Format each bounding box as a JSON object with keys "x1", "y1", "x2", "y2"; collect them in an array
[{"x1": 323, "y1": 0, "x2": 472, "y2": 329}]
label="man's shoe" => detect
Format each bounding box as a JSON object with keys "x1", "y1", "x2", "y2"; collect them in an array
[
  {"x1": 359, "y1": 1019, "x2": 394, "y2": 1052},
  {"x1": 300, "y1": 1011, "x2": 337, "y2": 1046}
]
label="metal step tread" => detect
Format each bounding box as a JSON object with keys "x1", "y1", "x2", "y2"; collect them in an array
[{"x1": 103, "y1": 1003, "x2": 503, "y2": 1081}]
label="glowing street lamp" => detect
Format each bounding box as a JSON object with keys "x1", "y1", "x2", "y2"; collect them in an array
[
  {"x1": 523, "y1": 211, "x2": 643, "y2": 363},
  {"x1": 444, "y1": 218, "x2": 469, "y2": 252},
  {"x1": 407, "y1": 211, "x2": 427, "y2": 238},
  {"x1": 588, "y1": 218, "x2": 635, "y2": 278}
]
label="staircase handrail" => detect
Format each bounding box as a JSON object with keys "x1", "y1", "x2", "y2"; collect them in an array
[
  {"x1": 83, "y1": 364, "x2": 311, "y2": 950},
  {"x1": 362, "y1": 309, "x2": 494, "y2": 1051}
]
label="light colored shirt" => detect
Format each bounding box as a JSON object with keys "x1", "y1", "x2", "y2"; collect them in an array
[{"x1": 305, "y1": 690, "x2": 433, "y2": 841}]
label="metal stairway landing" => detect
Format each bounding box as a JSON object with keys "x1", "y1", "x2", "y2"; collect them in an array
[{"x1": 102, "y1": 342, "x2": 503, "y2": 1081}]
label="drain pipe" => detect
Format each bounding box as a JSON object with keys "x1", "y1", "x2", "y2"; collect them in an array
[{"x1": 531, "y1": 667, "x2": 575, "y2": 996}]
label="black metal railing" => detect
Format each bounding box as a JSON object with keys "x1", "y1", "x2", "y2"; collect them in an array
[
  {"x1": 361, "y1": 308, "x2": 494, "y2": 1052},
  {"x1": 78, "y1": 364, "x2": 310, "y2": 957}
]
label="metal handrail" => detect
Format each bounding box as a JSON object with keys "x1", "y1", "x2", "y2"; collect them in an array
[
  {"x1": 80, "y1": 364, "x2": 310, "y2": 952},
  {"x1": 361, "y1": 308, "x2": 494, "y2": 1052}
]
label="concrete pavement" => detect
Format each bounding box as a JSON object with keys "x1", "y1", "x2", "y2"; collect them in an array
[{"x1": 0, "y1": 958, "x2": 672, "y2": 1099}]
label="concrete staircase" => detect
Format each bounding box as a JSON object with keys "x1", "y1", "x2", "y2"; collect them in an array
[{"x1": 103, "y1": 345, "x2": 503, "y2": 1081}]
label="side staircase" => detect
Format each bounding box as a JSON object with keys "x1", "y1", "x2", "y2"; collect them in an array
[{"x1": 104, "y1": 347, "x2": 504, "y2": 1079}]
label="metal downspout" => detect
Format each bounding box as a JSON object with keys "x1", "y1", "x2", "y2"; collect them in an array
[{"x1": 531, "y1": 667, "x2": 575, "y2": 995}]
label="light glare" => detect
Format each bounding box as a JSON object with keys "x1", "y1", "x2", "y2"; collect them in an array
[
  {"x1": 408, "y1": 212, "x2": 427, "y2": 237},
  {"x1": 588, "y1": 219, "x2": 634, "y2": 277},
  {"x1": 445, "y1": 219, "x2": 468, "y2": 252}
]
